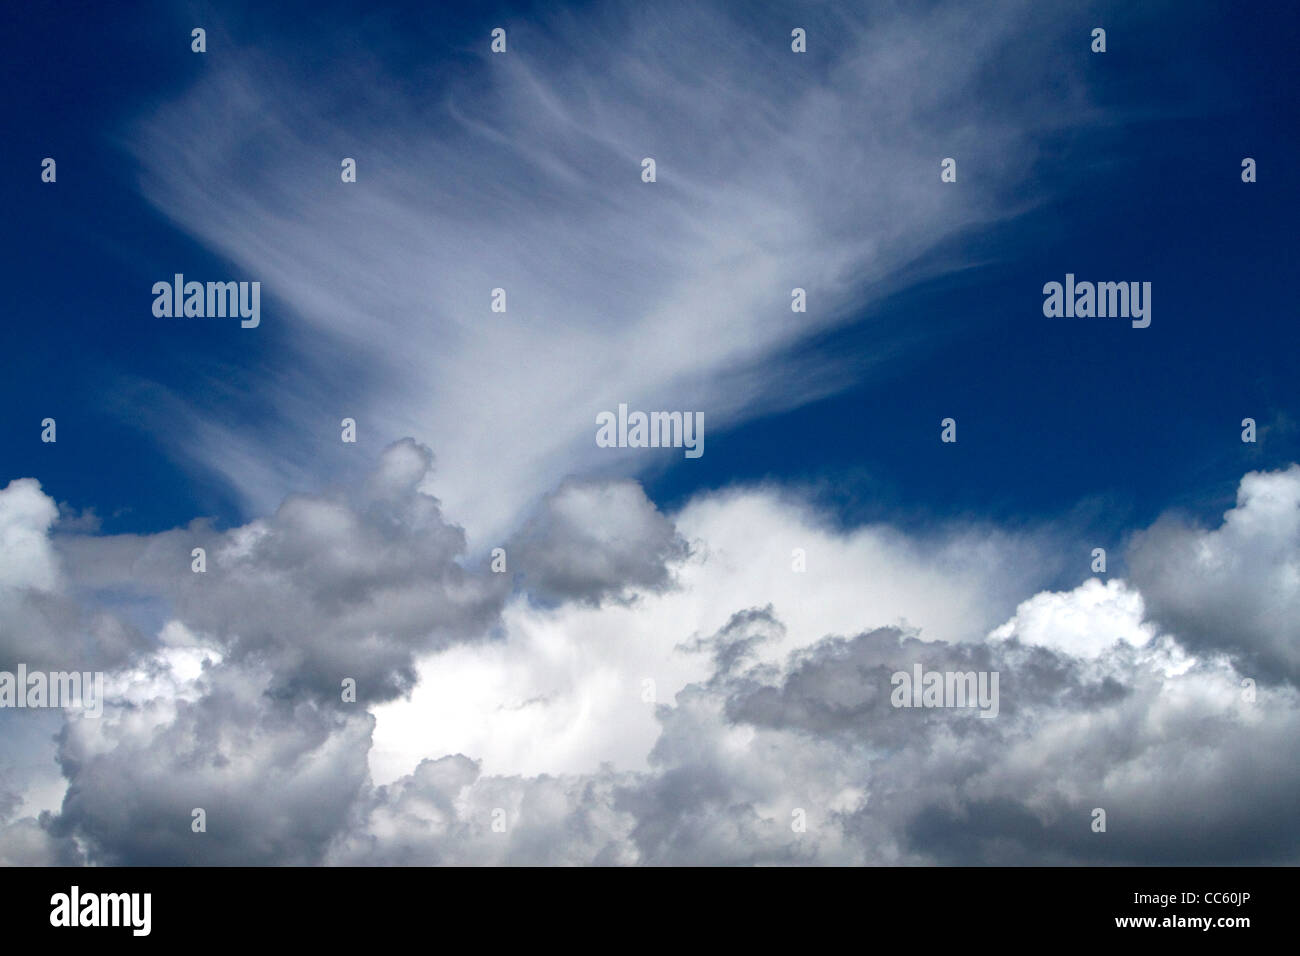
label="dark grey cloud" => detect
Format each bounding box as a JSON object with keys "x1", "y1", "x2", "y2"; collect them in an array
[
  {"x1": 627, "y1": 608, "x2": 1300, "y2": 865},
  {"x1": 57, "y1": 440, "x2": 508, "y2": 704},
  {"x1": 48, "y1": 662, "x2": 373, "y2": 866},
  {"x1": 506, "y1": 478, "x2": 689, "y2": 607}
]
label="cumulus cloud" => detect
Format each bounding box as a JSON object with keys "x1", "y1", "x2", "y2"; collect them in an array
[
  {"x1": 0, "y1": 478, "x2": 61, "y2": 593},
  {"x1": 57, "y1": 440, "x2": 506, "y2": 704},
  {"x1": 0, "y1": 478, "x2": 147, "y2": 671},
  {"x1": 506, "y1": 478, "x2": 689, "y2": 607},
  {"x1": 328, "y1": 755, "x2": 639, "y2": 866},
  {"x1": 4, "y1": 459, "x2": 1299, "y2": 866},
  {"x1": 989, "y1": 577, "x2": 1156, "y2": 660},
  {"x1": 1127, "y1": 464, "x2": 1300, "y2": 687},
  {"x1": 48, "y1": 653, "x2": 373, "y2": 866},
  {"x1": 353, "y1": 585, "x2": 1300, "y2": 866},
  {"x1": 368, "y1": 482, "x2": 1063, "y2": 784},
  {"x1": 355, "y1": 466, "x2": 1300, "y2": 866}
]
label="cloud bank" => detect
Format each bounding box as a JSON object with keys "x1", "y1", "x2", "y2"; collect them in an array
[{"x1": 3, "y1": 449, "x2": 1297, "y2": 866}]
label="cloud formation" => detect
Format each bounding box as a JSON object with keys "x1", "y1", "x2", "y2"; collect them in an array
[
  {"x1": 125, "y1": 0, "x2": 1101, "y2": 544},
  {"x1": 4, "y1": 454, "x2": 1298, "y2": 866},
  {"x1": 506, "y1": 478, "x2": 689, "y2": 606},
  {"x1": 54, "y1": 440, "x2": 506, "y2": 704},
  {"x1": 1127, "y1": 464, "x2": 1300, "y2": 688}
]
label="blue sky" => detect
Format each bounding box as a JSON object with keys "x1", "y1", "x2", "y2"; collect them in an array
[{"x1": 5, "y1": 0, "x2": 1296, "y2": 546}]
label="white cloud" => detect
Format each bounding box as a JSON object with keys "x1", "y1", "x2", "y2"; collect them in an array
[
  {"x1": 1128, "y1": 463, "x2": 1300, "y2": 685},
  {"x1": 0, "y1": 478, "x2": 61, "y2": 593},
  {"x1": 371, "y1": 485, "x2": 1067, "y2": 784},
  {"x1": 6, "y1": 457, "x2": 1300, "y2": 865},
  {"x1": 990, "y1": 577, "x2": 1155, "y2": 660},
  {"x1": 126, "y1": 0, "x2": 1094, "y2": 544}
]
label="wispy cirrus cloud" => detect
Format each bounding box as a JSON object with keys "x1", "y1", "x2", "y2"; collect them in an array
[{"x1": 127, "y1": 0, "x2": 1103, "y2": 543}]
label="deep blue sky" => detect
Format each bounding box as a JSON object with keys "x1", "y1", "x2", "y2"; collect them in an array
[{"x1": 3, "y1": 0, "x2": 1297, "y2": 547}]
